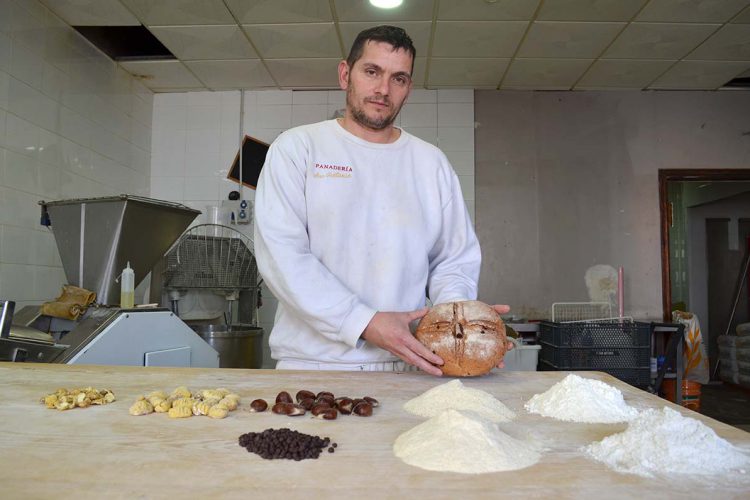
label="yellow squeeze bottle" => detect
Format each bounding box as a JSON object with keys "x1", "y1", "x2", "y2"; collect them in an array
[{"x1": 120, "y1": 261, "x2": 135, "y2": 308}]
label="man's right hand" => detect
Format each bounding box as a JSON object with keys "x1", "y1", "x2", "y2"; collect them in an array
[{"x1": 361, "y1": 309, "x2": 444, "y2": 376}]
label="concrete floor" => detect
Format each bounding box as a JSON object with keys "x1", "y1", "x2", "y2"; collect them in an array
[{"x1": 696, "y1": 382, "x2": 750, "y2": 433}]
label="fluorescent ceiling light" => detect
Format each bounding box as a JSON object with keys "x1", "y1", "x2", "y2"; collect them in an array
[{"x1": 370, "y1": 0, "x2": 403, "y2": 8}]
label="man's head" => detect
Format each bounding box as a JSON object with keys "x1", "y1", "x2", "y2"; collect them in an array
[
  {"x1": 339, "y1": 26, "x2": 416, "y2": 132},
  {"x1": 346, "y1": 25, "x2": 416, "y2": 74}
]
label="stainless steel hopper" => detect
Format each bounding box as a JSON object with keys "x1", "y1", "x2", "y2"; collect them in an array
[{"x1": 40, "y1": 195, "x2": 200, "y2": 306}]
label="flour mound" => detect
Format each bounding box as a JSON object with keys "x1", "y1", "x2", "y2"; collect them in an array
[
  {"x1": 586, "y1": 407, "x2": 749, "y2": 477},
  {"x1": 403, "y1": 379, "x2": 515, "y2": 422},
  {"x1": 393, "y1": 409, "x2": 540, "y2": 474},
  {"x1": 525, "y1": 374, "x2": 638, "y2": 423}
]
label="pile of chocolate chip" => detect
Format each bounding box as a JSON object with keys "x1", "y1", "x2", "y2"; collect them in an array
[{"x1": 238, "y1": 428, "x2": 337, "y2": 460}]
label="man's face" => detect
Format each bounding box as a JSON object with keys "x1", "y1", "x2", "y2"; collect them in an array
[{"x1": 339, "y1": 41, "x2": 413, "y2": 131}]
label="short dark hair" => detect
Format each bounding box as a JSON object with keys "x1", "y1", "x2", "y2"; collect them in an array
[{"x1": 346, "y1": 25, "x2": 416, "y2": 72}]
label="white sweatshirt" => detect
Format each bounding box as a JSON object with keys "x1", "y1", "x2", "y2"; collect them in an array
[{"x1": 254, "y1": 119, "x2": 480, "y2": 365}]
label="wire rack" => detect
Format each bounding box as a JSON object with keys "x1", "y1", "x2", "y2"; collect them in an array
[
  {"x1": 162, "y1": 224, "x2": 259, "y2": 291},
  {"x1": 551, "y1": 302, "x2": 614, "y2": 323}
]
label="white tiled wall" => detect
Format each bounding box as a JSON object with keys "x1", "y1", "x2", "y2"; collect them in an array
[
  {"x1": 151, "y1": 88, "x2": 475, "y2": 366},
  {"x1": 0, "y1": 0, "x2": 153, "y2": 309}
]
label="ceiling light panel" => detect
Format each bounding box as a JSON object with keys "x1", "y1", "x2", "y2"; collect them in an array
[
  {"x1": 519, "y1": 21, "x2": 626, "y2": 58},
  {"x1": 576, "y1": 59, "x2": 675, "y2": 88},
  {"x1": 264, "y1": 58, "x2": 341, "y2": 87},
  {"x1": 149, "y1": 25, "x2": 258, "y2": 60},
  {"x1": 224, "y1": 0, "x2": 333, "y2": 23},
  {"x1": 242, "y1": 23, "x2": 342, "y2": 58},
  {"x1": 118, "y1": 60, "x2": 202, "y2": 89},
  {"x1": 120, "y1": 0, "x2": 235, "y2": 25},
  {"x1": 370, "y1": 0, "x2": 403, "y2": 8},
  {"x1": 686, "y1": 23, "x2": 750, "y2": 60},
  {"x1": 649, "y1": 60, "x2": 750, "y2": 88},
  {"x1": 437, "y1": 0, "x2": 539, "y2": 21},
  {"x1": 333, "y1": 0, "x2": 435, "y2": 21},
  {"x1": 185, "y1": 59, "x2": 275, "y2": 88},
  {"x1": 636, "y1": 0, "x2": 750, "y2": 23},
  {"x1": 40, "y1": 0, "x2": 140, "y2": 25},
  {"x1": 732, "y1": 5, "x2": 750, "y2": 23},
  {"x1": 537, "y1": 0, "x2": 648, "y2": 22},
  {"x1": 432, "y1": 21, "x2": 528, "y2": 57},
  {"x1": 502, "y1": 58, "x2": 592, "y2": 89},
  {"x1": 603, "y1": 22, "x2": 721, "y2": 59},
  {"x1": 428, "y1": 57, "x2": 510, "y2": 87}
]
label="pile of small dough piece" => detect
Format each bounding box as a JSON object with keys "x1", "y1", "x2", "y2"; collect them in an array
[{"x1": 129, "y1": 386, "x2": 240, "y2": 419}]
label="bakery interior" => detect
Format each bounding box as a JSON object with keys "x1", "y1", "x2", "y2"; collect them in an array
[{"x1": 0, "y1": 0, "x2": 750, "y2": 496}]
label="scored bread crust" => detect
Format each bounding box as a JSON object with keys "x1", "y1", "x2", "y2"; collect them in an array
[{"x1": 415, "y1": 301, "x2": 507, "y2": 377}]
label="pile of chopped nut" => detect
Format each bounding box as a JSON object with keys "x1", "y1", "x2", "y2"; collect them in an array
[
  {"x1": 129, "y1": 386, "x2": 240, "y2": 419},
  {"x1": 248, "y1": 389, "x2": 379, "y2": 420},
  {"x1": 41, "y1": 387, "x2": 116, "y2": 410}
]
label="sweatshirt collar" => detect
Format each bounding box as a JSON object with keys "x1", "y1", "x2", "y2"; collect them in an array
[{"x1": 331, "y1": 119, "x2": 409, "y2": 149}]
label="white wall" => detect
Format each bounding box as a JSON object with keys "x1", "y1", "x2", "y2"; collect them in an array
[
  {"x1": 150, "y1": 88, "x2": 475, "y2": 366},
  {"x1": 0, "y1": 0, "x2": 153, "y2": 309},
  {"x1": 475, "y1": 90, "x2": 750, "y2": 321}
]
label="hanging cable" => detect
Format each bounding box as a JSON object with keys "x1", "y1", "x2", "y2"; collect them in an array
[{"x1": 239, "y1": 90, "x2": 245, "y2": 200}]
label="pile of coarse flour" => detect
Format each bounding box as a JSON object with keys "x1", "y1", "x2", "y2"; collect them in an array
[
  {"x1": 393, "y1": 409, "x2": 540, "y2": 474},
  {"x1": 403, "y1": 379, "x2": 515, "y2": 422},
  {"x1": 586, "y1": 407, "x2": 749, "y2": 477},
  {"x1": 525, "y1": 374, "x2": 638, "y2": 423}
]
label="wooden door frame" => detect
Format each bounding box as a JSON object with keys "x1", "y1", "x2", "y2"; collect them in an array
[{"x1": 659, "y1": 169, "x2": 750, "y2": 321}]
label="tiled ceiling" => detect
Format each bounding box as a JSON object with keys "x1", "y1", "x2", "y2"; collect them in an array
[{"x1": 40, "y1": 0, "x2": 750, "y2": 92}]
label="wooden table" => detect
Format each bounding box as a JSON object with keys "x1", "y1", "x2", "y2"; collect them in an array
[{"x1": 1, "y1": 363, "x2": 749, "y2": 499}]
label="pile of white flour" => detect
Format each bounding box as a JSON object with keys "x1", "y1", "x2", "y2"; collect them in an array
[
  {"x1": 525, "y1": 374, "x2": 639, "y2": 423},
  {"x1": 585, "y1": 407, "x2": 749, "y2": 477},
  {"x1": 393, "y1": 409, "x2": 540, "y2": 474},
  {"x1": 403, "y1": 379, "x2": 515, "y2": 422}
]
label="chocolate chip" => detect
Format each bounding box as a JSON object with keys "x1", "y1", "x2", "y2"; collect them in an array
[{"x1": 238, "y1": 428, "x2": 335, "y2": 461}]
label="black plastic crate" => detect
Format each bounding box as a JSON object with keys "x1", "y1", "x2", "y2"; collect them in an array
[{"x1": 539, "y1": 321, "x2": 651, "y2": 387}]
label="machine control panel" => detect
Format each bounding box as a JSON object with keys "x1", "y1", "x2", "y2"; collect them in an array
[{"x1": 221, "y1": 199, "x2": 252, "y2": 225}]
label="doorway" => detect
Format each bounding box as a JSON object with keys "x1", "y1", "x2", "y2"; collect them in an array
[{"x1": 659, "y1": 169, "x2": 750, "y2": 377}]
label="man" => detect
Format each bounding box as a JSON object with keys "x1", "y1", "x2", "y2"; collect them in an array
[{"x1": 254, "y1": 25, "x2": 510, "y2": 375}]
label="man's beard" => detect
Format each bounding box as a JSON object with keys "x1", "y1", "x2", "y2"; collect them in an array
[{"x1": 346, "y1": 86, "x2": 400, "y2": 131}]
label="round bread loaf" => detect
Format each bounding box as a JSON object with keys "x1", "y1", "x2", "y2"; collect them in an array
[{"x1": 415, "y1": 301, "x2": 508, "y2": 377}]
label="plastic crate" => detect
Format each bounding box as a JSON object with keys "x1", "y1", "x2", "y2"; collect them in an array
[{"x1": 539, "y1": 320, "x2": 651, "y2": 387}]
